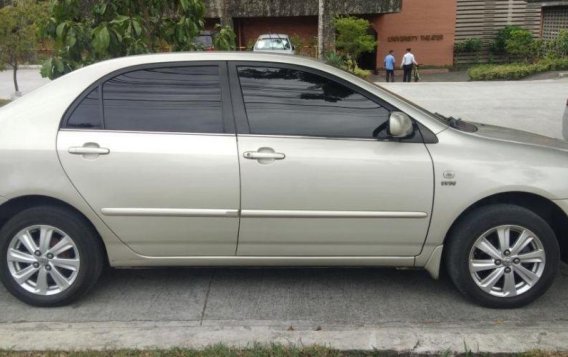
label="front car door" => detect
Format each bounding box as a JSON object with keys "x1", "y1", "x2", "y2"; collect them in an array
[
  {"x1": 57, "y1": 62, "x2": 240, "y2": 256},
  {"x1": 229, "y1": 62, "x2": 434, "y2": 256}
]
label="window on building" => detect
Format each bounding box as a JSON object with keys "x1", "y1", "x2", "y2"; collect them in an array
[
  {"x1": 237, "y1": 66, "x2": 390, "y2": 138},
  {"x1": 542, "y1": 6, "x2": 568, "y2": 40}
]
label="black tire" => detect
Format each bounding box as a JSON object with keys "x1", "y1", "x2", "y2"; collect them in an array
[
  {"x1": 445, "y1": 204, "x2": 559, "y2": 308},
  {"x1": 0, "y1": 205, "x2": 104, "y2": 307}
]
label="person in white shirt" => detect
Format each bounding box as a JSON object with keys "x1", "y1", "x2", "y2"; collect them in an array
[{"x1": 400, "y1": 48, "x2": 418, "y2": 82}]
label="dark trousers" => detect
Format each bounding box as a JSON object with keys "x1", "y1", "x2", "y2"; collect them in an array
[
  {"x1": 386, "y1": 69, "x2": 395, "y2": 82},
  {"x1": 403, "y1": 64, "x2": 413, "y2": 82}
]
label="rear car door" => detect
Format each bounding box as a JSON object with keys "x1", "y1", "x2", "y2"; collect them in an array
[
  {"x1": 229, "y1": 62, "x2": 434, "y2": 256},
  {"x1": 57, "y1": 62, "x2": 240, "y2": 256}
]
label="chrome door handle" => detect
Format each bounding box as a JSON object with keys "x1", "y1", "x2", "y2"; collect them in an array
[
  {"x1": 69, "y1": 147, "x2": 110, "y2": 155},
  {"x1": 243, "y1": 151, "x2": 285, "y2": 160},
  {"x1": 68, "y1": 143, "x2": 110, "y2": 156}
]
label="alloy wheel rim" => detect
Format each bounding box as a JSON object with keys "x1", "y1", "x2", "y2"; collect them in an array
[
  {"x1": 6, "y1": 225, "x2": 80, "y2": 296},
  {"x1": 469, "y1": 225, "x2": 546, "y2": 298}
]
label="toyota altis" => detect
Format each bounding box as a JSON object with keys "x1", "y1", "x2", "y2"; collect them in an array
[{"x1": 0, "y1": 53, "x2": 567, "y2": 308}]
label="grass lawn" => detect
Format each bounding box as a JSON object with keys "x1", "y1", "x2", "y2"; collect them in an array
[
  {"x1": 0, "y1": 99, "x2": 10, "y2": 107},
  {"x1": 1, "y1": 345, "x2": 344, "y2": 357},
  {"x1": 0, "y1": 346, "x2": 566, "y2": 357}
]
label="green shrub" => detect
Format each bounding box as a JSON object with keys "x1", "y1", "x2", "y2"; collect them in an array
[
  {"x1": 352, "y1": 65, "x2": 371, "y2": 79},
  {"x1": 490, "y1": 25, "x2": 523, "y2": 55},
  {"x1": 454, "y1": 38, "x2": 482, "y2": 53},
  {"x1": 540, "y1": 57, "x2": 568, "y2": 71},
  {"x1": 468, "y1": 58, "x2": 568, "y2": 80},
  {"x1": 505, "y1": 28, "x2": 534, "y2": 61},
  {"x1": 324, "y1": 51, "x2": 346, "y2": 68},
  {"x1": 551, "y1": 29, "x2": 568, "y2": 58}
]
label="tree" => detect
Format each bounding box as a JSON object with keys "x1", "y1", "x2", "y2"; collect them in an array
[
  {"x1": 334, "y1": 17, "x2": 376, "y2": 71},
  {"x1": 41, "y1": 0, "x2": 206, "y2": 79},
  {"x1": 213, "y1": 24, "x2": 236, "y2": 51},
  {"x1": 0, "y1": 0, "x2": 46, "y2": 96}
]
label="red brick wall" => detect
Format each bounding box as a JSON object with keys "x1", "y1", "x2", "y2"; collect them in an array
[
  {"x1": 234, "y1": 16, "x2": 318, "y2": 52},
  {"x1": 374, "y1": 0, "x2": 456, "y2": 68}
]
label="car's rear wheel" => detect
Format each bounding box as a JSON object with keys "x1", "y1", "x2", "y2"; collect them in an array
[
  {"x1": 445, "y1": 204, "x2": 559, "y2": 308},
  {"x1": 0, "y1": 206, "x2": 104, "y2": 307}
]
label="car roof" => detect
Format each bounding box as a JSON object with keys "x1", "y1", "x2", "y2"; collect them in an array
[
  {"x1": 5, "y1": 52, "x2": 446, "y2": 135},
  {"x1": 82, "y1": 52, "x2": 315, "y2": 72},
  {"x1": 257, "y1": 34, "x2": 289, "y2": 39}
]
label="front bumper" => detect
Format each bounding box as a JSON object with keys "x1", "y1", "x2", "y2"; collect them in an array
[{"x1": 553, "y1": 199, "x2": 568, "y2": 217}]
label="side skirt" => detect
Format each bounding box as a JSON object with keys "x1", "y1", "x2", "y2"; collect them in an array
[{"x1": 110, "y1": 256, "x2": 415, "y2": 268}]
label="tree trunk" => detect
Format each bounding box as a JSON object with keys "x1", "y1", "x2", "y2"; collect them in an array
[
  {"x1": 317, "y1": 0, "x2": 324, "y2": 59},
  {"x1": 12, "y1": 60, "x2": 19, "y2": 93}
]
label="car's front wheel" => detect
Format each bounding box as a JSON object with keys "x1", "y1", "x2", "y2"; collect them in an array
[
  {"x1": 446, "y1": 204, "x2": 559, "y2": 308},
  {"x1": 0, "y1": 206, "x2": 104, "y2": 307}
]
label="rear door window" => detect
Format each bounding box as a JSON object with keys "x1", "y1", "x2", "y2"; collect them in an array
[
  {"x1": 64, "y1": 64, "x2": 227, "y2": 134},
  {"x1": 102, "y1": 66, "x2": 224, "y2": 133}
]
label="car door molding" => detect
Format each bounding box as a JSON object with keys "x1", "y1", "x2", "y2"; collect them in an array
[
  {"x1": 241, "y1": 210, "x2": 428, "y2": 219},
  {"x1": 101, "y1": 208, "x2": 239, "y2": 218}
]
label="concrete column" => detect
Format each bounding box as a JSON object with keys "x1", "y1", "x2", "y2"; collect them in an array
[
  {"x1": 220, "y1": 0, "x2": 233, "y2": 28},
  {"x1": 322, "y1": 4, "x2": 336, "y2": 55},
  {"x1": 318, "y1": 0, "x2": 336, "y2": 58}
]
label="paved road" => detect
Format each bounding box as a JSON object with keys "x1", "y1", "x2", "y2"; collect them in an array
[
  {"x1": 1, "y1": 265, "x2": 568, "y2": 351},
  {"x1": 0, "y1": 67, "x2": 50, "y2": 100},
  {"x1": 382, "y1": 79, "x2": 568, "y2": 140},
  {"x1": 2, "y1": 266, "x2": 568, "y2": 325}
]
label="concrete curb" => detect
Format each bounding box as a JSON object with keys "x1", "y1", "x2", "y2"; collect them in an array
[{"x1": 2, "y1": 320, "x2": 568, "y2": 352}]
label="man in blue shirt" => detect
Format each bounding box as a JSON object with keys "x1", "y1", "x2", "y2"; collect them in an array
[{"x1": 384, "y1": 50, "x2": 396, "y2": 82}]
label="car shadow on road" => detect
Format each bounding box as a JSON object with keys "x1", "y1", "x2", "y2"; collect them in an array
[{"x1": 2, "y1": 265, "x2": 567, "y2": 326}]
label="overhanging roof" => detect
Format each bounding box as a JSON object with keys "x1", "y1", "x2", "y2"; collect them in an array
[
  {"x1": 205, "y1": 0, "x2": 401, "y2": 18},
  {"x1": 526, "y1": 0, "x2": 568, "y2": 4}
]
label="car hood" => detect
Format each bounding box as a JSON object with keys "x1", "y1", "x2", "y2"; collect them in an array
[
  {"x1": 253, "y1": 49, "x2": 295, "y2": 55},
  {"x1": 470, "y1": 122, "x2": 568, "y2": 152}
]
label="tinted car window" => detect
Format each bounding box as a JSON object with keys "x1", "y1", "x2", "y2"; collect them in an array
[
  {"x1": 237, "y1": 66, "x2": 390, "y2": 138},
  {"x1": 103, "y1": 66, "x2": 223, "y2": 133},
  {"x1": 67, "y1": 87, "x2": 102, "y2": 129}
]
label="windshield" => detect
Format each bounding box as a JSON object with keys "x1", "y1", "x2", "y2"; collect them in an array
[{"x1": 254, "y1": 38, "x2": 291, "y2": 50}]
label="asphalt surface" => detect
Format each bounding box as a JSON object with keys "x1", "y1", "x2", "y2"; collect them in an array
[
  {"x1": 1, "y1": 68, "x2": 568, "y2": 352},
  {"x1": 2, "y1": 266, "x2": 568, "y2": 325},
  {"x1": 1, "y1": 266, "x2": 568, "y2": 352}
]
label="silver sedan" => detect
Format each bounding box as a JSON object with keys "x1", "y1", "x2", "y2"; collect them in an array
[{"x1": 0, "y1": 52, "x2": 566, "y2": 308}]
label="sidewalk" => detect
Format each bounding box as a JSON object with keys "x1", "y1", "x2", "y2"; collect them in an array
[
  {"x1": 371, "y1": 69, "x2": 568, "y2": 83},
  {"x1": 371, "y1": 69, "x2": 469, "y2": 83}
]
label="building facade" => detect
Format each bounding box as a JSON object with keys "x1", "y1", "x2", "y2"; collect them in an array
[{"x1": 204, "y1": 0, "x2": 568, "y2": 69}]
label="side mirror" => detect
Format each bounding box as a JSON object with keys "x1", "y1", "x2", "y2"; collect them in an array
[{"x1": 389, "y1": 111, "x2": 414, "y2": 138}]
